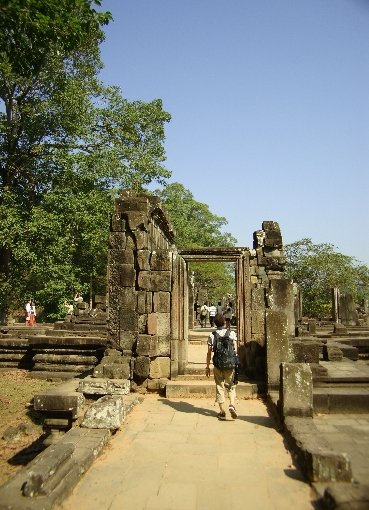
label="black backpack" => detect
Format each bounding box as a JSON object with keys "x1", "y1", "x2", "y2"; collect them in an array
[{"x1": 212, "y1": 330, "x2": 236, "y2": 370}]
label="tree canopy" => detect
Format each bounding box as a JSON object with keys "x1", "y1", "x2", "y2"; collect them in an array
[
  {"x1": 0, "y1": 0, "x2": 171, "y2": 319},
  {"x1": 155, "y1": 182, "x2": 237, "y2": 304},
  {"x1": 284, "y1": 238, "x2": 369, "y2": 318}
]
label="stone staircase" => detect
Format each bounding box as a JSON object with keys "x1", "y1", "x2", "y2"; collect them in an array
[
  {"x1": 0, "y1": 315, "x2": 107, "y2": 378},
  {"x1": 166, "y1": 332, "x2": 266, "y2": 398}
]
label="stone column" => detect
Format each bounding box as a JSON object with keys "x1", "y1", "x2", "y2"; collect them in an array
[
  {"x1": 279, "y1": 362, "x2": 313, "y2": 418},
  {"x1": 266, "y1": 309, "x2": 289, "y2": 389}
]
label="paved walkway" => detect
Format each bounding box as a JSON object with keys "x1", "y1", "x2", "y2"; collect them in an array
[{"x1": 58, "y1": 395, "x2": 315, "y2": 510}]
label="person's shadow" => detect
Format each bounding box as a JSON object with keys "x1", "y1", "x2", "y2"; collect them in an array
[{"x1": 158, "y1": 398, "x2": 276, "y2": 428}]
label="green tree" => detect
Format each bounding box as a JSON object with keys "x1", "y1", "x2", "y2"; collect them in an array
[
  {"x1": 155, "y1": 182, "x2": 237, "y2": 304},
  {"x1": 154, "y1": 182, "x2": 236, "y2": 248},
  {"x1": 284, "y1": 238, "x2": 369, "y2": 318},
  {"x1": 0, "y1": 0, "x2": 171, "y2": 319}
]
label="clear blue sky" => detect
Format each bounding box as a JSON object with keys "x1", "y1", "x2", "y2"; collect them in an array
[{"x1": 98, "y1": 0, "x2": 369, "y2": 265}]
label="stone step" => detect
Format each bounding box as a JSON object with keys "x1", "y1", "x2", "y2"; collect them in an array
[
  {"x1": 165, "y1": 379, "x2": 265, "y2": 399},
  {"x1": 28, "y1": 336, "x2": 107, "y2": 346},
  {"x1": 313, "y1": 386, "x2": 369, "y2": 413}
]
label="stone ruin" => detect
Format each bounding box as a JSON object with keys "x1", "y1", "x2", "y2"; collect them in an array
[{"x1": 98, "y1": 190, "x2": 294, "y2": 392}]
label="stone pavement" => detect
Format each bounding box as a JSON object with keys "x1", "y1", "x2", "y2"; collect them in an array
[
  {"x1": 57, "y1": 395, "x2": 316, "y2": 510},
  {"x1": 312, "y1": 413, "x2": 369, "y2": 486}
]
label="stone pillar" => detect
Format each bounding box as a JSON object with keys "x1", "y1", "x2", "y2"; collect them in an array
[
  {"x1": 266, "y1": 309, "x2": 289, "y2": 389},
  {"x1": 339, "y1": 293, "x2": 359, "y2": 326},
  {"x1": 170, "y1": 252, "x2": 180, "y2": 379},
  {"x1": 332, "y1": 287, "x2": 340, "y2": 323},
  {"x1": 279, "y1": 362, "x2": 313, "y2": 418},
  {"x1": 107, "y1": 191, "x2": 175, "y2": 388},
  {"x1": 267, "y1": 279, "x2": 295, "y2": 337}
]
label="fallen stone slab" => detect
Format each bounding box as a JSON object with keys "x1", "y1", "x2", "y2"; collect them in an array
[
  {"x1": 0, "y1": 428, "x2": 110, "y2": 510},
  {"x1": 21, "y1": 442, "x2": 75, "y2": 497},
  {"x1": 81, "y1": 395, "x2": 125, "y2": 429},
  {"x1": 0, "y1": 395, "x2": 142, "y2": 510},
  {"x1": 322, "y1": 482, "x2": 369, "y2": 510},
  {"x1": 283, "y1": 416, "x2": 352, "y2": 483},
  {"x1": 34, "y1": 379, "x2": 85, "y2": 419},
  {"x1": 78, "y1": 377, "x2": 130, "y2": 395}
]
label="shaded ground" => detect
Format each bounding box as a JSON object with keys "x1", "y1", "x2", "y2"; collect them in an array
[{"x1": 0, "y1": 370, "x2": 57, "y2": 487}]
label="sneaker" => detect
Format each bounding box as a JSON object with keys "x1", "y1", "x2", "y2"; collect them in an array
[
  {"x1": 217, "y1": 411, "x2": 226, "y2": 420},
  {"x1": 229, "y1": 405, "x2": 238, "y2": 419}
]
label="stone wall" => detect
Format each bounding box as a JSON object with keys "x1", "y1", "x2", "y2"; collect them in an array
[
  {"x1": 242, "y1": 221, "x2": 294, "y2": 387},
  {"x1": 107, "y1": 191, "x2": 187, "y2": 390}
]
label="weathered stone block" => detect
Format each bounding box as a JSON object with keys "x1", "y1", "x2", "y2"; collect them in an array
[
  {"x1": 153, "y1": 291, "x2": 171, "y2": 312},
  {"x1": 137, "y1": 335, "x2": 157, "y2": 356},
  {"x1": 150, "y1": 250, "x2": 172, "y2": 271},
  {"x1": 110, "y1": 213, "x2": 126, "y2": 232},
  {"x1": 109, "y1": 232, "x2": 126, "y2": 250},
  {"x1": 134, "y1": 356, "x2": 150, "y2": 380},
  {"x1": 103, "y1": 361, "x2": 130, "y2": 379},
  {"x1": 118, "y1": 264, "x2": 135, "y2": 287},
  {"x1": 34, "y1": 389, "x2": 85, "y2": 419},
  {"x1": 119, "y1": 331, "x2": 136, "y2": 351},
  {"x1": 116, "y1": 193, "x2": 149, "y2": 212},
  {"x1": 267, "y1": 279, "x2": 295, "y2": 337},
  {"x1": 333, "y1": 322, "x2": 347, "y2": 334},
  {"x1": 137, "y1": 250, "x2": 151, "y2": 270},
  {"x1": 147, "y1": 378, "x2": 167, "y2": 391},
  {"x1": 78, "y1": 378, "x2": 129, "y2": 395},
  {"x1": 81, "y1": 395, "x2": 125, "y2": 430},
  {"x1": 149, "y1": 357, "x2": 170, "y2": 379},
  {"x1": 138, "y1": 314, "x2": 147, "y2": 333},
  {"x1": 323, "y1": 343, "x2": 343, "y2": 361},
  {"x1": 126, "y1": 211, "x2": 148, "y2": 231},
  {"x1": 306, "y1": 450, "x2": 352, "y2": 483},
  {"x1": 120, "y1": 308, "x2": 137, "y2": 332},
  {"x1": 253, "y1": 230, "x2": 265, "y2": 248},
  {"x1": 289, "y1": 340, "x2": 320, "y2": 364},
  {"x1": 147, "y1": 313, "x2": 170, "y2": 336},
  {"x1": 251, "y1": 310, "x2": 265, "y2": 336},
  {"x1": 262, "y1": 221, "x2": 282, "y2": 248},
  {"x1": 21, "y1": 442, "x2": 75, "y2": 496},
  {"x1": 110, "y1": 249, "x2": 134, "y2": 265},
  {"x1": 79, "y1": 379, "x2": 109, "y2": 395},
  {"x1": 251, "y1": 288, "x2": 265, "y2": 310},
  {"x1": 137, "y1": 271, "x2": 151, "y2": 290},
  {"x1": 280, "y1": 363, "x2": 313, "y2": 418},
  {"x1": 157, "y1": 336, "x2": 170, "y2": 356},
  {"x1": 137, "y1": 291, "x2": 152, "y2": 314},
  {"x1": 150, "y1": 271, "x2": 171, "y2": 292},
  {"x1": 135, "y1": 230, "x2": 149, "y2": 250},
  {"x1": 266, "y1": 309, "x2": 289, "y2": 388},
  {"x1": 107, "y1": 379, "x2": 130, "y2": 395}
]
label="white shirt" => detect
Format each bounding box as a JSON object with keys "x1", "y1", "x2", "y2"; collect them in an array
[{"x1": 208, "y1": 327, "x2": 237, "y2": 350}]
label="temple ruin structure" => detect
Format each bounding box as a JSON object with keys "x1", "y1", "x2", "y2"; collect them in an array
[{"x1": 107, "y1": 190, "x2": 294, "y2": 390}]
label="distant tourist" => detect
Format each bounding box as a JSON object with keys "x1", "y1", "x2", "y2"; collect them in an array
[
  {"x1": 216, "y1": 301, "x2": 223, "y2": 315},
  {"x1": 25, "y1": 299, "x2": 32, "y2": 326},
  {"x1": 205, "y1": 313, "x2": 238, "y2": 420},
  {"x1": 29, "y1": 300, "x2": 36, "y2": 326},
  {"x1": 199, "y1": 303, "x2": 208, "y2": 328},
  {"x1": 64, "y1": 301, "x2": 74, "y2": 315},
  {"x1": 208, "y1": 303, "x2": 217, "y2": 327},
  {"x1": 74, "y1": 292, "x2": 83, "y2": 304}
]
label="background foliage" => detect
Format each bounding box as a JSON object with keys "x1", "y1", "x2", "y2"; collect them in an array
[
  {"x1": 154, "y1": 183, "x2": 237, "y2": 305},
  {"x1": 0, "y1": 0, "x2": 171, "y2": 319},
  {"x1": 284, "y1": 238, "x2": 369, "y2": 318}
]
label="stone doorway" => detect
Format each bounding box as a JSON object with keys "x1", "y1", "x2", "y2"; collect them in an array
[{"x1": 107, "y1": 191, "x2": 292, "y2": 389}]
